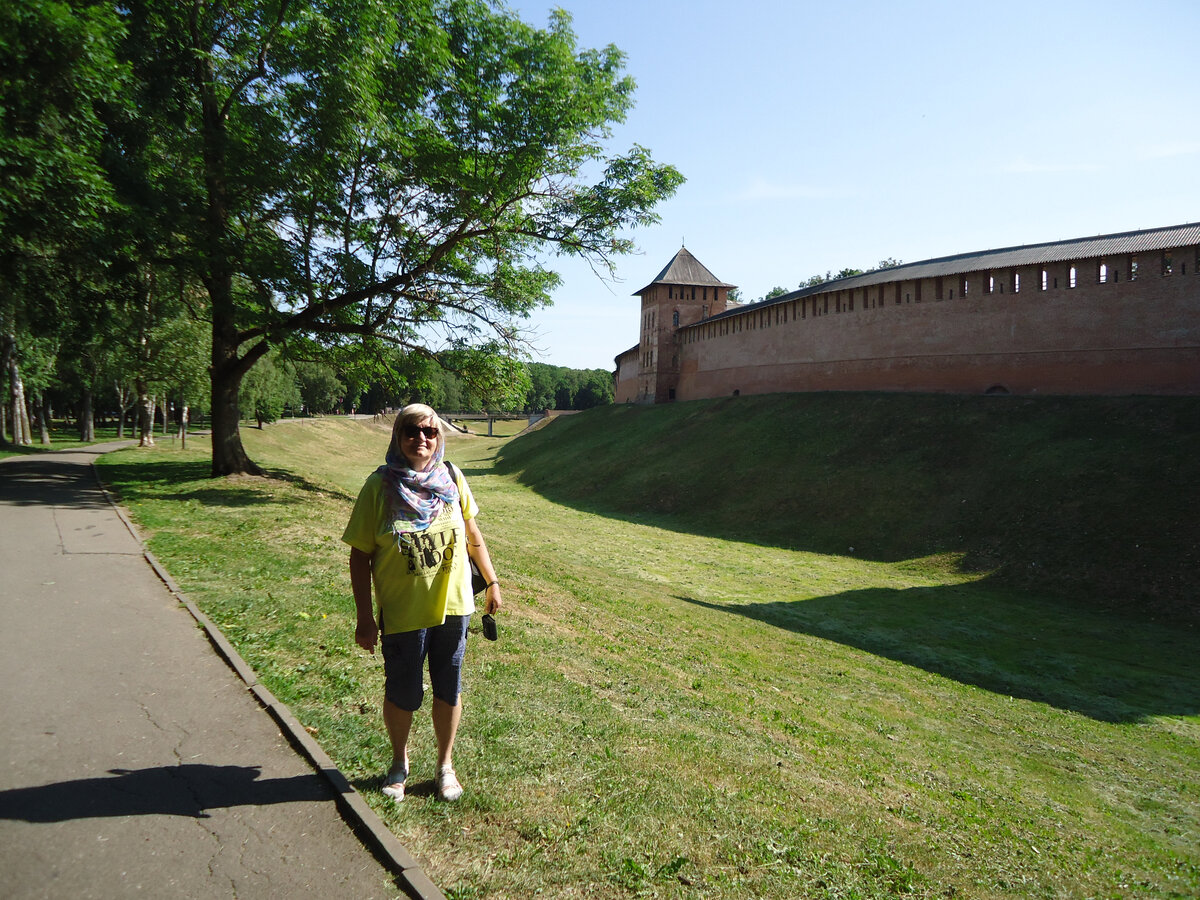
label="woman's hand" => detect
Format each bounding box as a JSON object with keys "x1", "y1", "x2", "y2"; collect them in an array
[
  {"x1": 355, "y1": 617, "x2": 379, "y2": 654},
  {"x1": 465, "y1": 517, "x2": 504, "y2": 615},
  {"x1": 349, "y1": 548, "x2": 377, "y2": 653},
  {"x1": 484, "y1": 582, "x2": 503, "y2": 615}
]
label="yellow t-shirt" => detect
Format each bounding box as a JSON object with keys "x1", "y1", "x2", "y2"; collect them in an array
[{"x1": 342, "y1": 465, "x2": 479, "y2": 633}]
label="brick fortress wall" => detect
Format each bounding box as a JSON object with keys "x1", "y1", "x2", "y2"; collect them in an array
[{"x1": 617, "y1": 241, "x2": 1200, "y2": 401}]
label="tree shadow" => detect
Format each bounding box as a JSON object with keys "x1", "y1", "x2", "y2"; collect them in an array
[
  {"x1": 495, "y1": 395, "x2": 1200, "y2": 621},
  {"x1": 0, "y1": 455, "x2": 116, "y2": 509},
  {"x1": 678, "y1": 581, "x2": 1200, "y2": 723},
  {"x1": 0, "y1": 443, "x2": 61, "y2": 457},
  {"x1": 97, "y1": 460, "x2": 354, "y2": 507},
  {"x1": 447, "y1": 464, "x2": 492, "y2": 479},
  {"x1": 0, "y1": 765, "x2": 337, "y2": 822},
  {"x1": 259, "y1": 467, "x2": 356, "y2": 503}
]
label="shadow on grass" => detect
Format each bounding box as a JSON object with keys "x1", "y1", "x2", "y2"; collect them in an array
[
  {"x1": 259, "y1": 467, "x2": 356, "y2": 503},
  {"x1": 0, "y1": 443, "x2": 63, "y2": 457},
  {"x1": 495, "y1": 395, "x2": 1200, "y2": 622},
  {"x1": 679, "y1": 582, "x2": 1200, "y2": 723},
  {"x1": 450, "y1": 465, "x2": 493, "y2": 479},
  {"x1": 348, "y1": 775, "x2": 440, "y2": 800},
  {"x1": 99, "y1": 459, "x2": 354, "y2": 506},
  {"x1": 0, "y1": 430, "x2": 130, "y2": 457}
]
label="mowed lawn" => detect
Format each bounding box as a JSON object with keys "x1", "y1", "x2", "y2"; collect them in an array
[{"x1": 96, "y1": 414, "x2": 1200, "y2": 900}]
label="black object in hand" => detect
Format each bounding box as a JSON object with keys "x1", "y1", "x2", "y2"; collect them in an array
[{"x1": 481, "y1": 613, "x2": 498, "y2": 641}]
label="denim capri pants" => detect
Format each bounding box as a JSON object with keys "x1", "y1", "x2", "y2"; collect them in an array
[{"x1": 381, "y1": 614, "x2": 470, "y2": 710}]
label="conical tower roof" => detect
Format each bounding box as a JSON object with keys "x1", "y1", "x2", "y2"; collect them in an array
[{"x1": 634, "y1": 247, "x2": 736, "y2": 295}]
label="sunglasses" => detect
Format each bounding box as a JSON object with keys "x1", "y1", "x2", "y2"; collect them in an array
[{"x1": 401, "y1": 424, "x2": 439, "y2": 440}]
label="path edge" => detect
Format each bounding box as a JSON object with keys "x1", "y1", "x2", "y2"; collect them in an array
[{"x1": 90, "y1": 457, "x2": 446, "y2": 900}]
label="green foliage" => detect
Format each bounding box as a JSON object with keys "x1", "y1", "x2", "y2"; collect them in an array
[
  {"x1": 102, "y1": 0, "x2": 681, "y2": 474},
  {"x1": 0, "y1": 0, "x2": 131, "y2": 436},
  {"x1": 2, "y1": 1, "x2": 681, "y2": 473},
  {"x1": 238, "y1": 352, "x2": 301, "y2": 427},
  {"x1": 523, "y1": 362, "x2": 613, "y2": 411},
  {"x1": 0, "y1": 0, "x2": 124, "y2": 255},
  {"x1": 800, "y1": 259, "x2": 904, "y2": 290},
  {"x1": 146, "y1": 315, "x2": 208, "y2": 406},
  {"x1": 292, "y1": 361, "x2": 345, "y2": 414}
]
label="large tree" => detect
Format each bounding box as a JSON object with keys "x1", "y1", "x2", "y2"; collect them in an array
[
  {"x1": 0, "y1": 0, "x2": 126, "y2": 444},
  {"x1": 117, "y1": 0, "x2": 682, "y2": 475}
]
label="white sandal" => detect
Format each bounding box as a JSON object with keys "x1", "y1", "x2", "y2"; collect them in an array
[
  {"x1": 381, "y1": 765, "x2": 407, "y2": 802},
  {"x1": 437, "y1": 765, "x2": 463, "y2": 802}
]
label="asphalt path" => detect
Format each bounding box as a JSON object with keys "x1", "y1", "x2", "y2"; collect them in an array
[{"x1": 0, "y1": 444, "x2": 434, "y2": 899}]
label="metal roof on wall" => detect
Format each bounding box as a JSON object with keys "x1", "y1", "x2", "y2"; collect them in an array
[
  {"x1": 633, "y1": 246, "x2": 737, "y2": 295},
  {"x1": 696, "y1": 222, "x2": 1200, "y2": 324}
]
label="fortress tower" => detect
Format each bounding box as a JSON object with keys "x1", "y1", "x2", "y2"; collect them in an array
[
  {"x1": 620, "y1": 247, "x2": 736, "y2": 403},
  {"x1": 615, "y1": 222, "x2": 1199, "y2": 404}
]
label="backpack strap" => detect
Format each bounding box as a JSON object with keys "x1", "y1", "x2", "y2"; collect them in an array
[
  {"x1": 446, "y1": 460, "x2": 488, "y2": 595},
  {"x1": 444, "y1": 460, "x2": 464, "y2": 512}
]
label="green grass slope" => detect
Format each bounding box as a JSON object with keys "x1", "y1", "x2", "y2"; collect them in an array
[
  {"x1": 497, "y1": 393, "x2": 1200, "y2": 621},
  {"x1": 94, "y1": 415, "x2": 1200, "y2": 898}
]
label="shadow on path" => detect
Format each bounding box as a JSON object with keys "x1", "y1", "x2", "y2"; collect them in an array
[
  {"x1": 0, "y1": 765, "x2": 335, "y2": 822},
  {"x1": 0, "y1": 455, "x2": 116, "y2": 509},
  {"x1": 680, "y1": 581, "x2": 1200, "y2": 723}
]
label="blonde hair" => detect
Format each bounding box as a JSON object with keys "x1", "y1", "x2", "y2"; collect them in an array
[{"x1": 389, "y1": 403, "x2": 442, "y2": 455}]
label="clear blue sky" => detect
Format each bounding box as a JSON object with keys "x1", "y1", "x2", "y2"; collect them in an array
[{"x1": 506, "y1": 0, "x2": 1200, "y2": 371}]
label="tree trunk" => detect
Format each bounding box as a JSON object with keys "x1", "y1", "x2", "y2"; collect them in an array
[
  {"x1": 136, "y1": 379, "x2": 154, "y2": 446},
  {"x1": 34, "y1": 392, "x2": 51, "y2": 445},
  {"x1": 79, "y1": 390, "x2": 95, "y2": 442},
  {"x1": 115, "y1": 382, "x2": 128, "y2": 437},
  {"x1": 4, "y1": 335, "x2": 32, "y2": 445},
  {"x1": 0, "y1": 332, "x2": 9, "y2": 443},
  {"x1": 179, "y1": 403, "x2": 189, "y2": 450},
  {"x1": 210, "y1": 358, "x2": 260, "y2": 475}
]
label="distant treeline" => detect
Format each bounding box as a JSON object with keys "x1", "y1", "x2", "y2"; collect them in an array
[
  {"x1": 370, "y1": 362, "x2": 614, "y2": 415},
  {"x1": 243, "y1": 357, "x2": 615, "y2": 422}
]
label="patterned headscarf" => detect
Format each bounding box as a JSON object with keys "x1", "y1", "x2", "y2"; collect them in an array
[{"x1": 376, "y1": 409, "x2": 459, "y2": 533}]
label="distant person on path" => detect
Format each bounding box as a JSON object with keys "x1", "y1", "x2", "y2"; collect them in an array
[{"x1": 343, "y1": 403, "x2": 502, "y2": 802}]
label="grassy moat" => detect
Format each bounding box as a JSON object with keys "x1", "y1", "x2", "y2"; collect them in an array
[{"x1": 97, "y1": 394, "x2": 1200, "y2": 899}]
